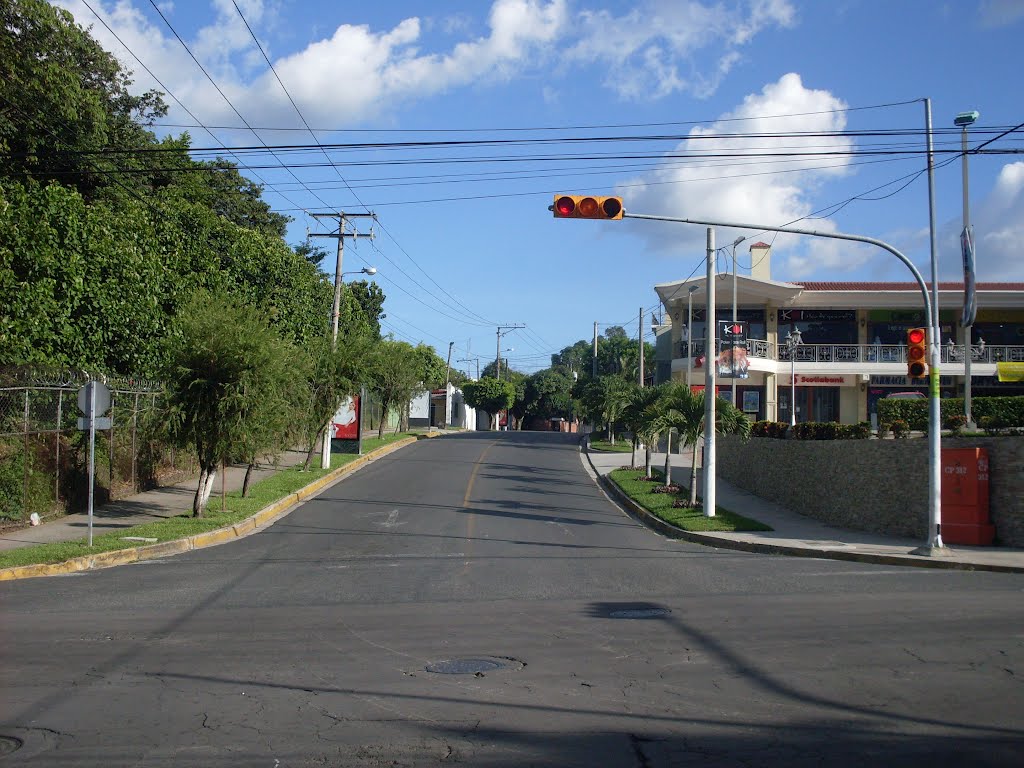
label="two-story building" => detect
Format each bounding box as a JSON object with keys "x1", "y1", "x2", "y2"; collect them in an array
[{"x1": 654, "y1": 243, "x2": 1024, "y2": 426}]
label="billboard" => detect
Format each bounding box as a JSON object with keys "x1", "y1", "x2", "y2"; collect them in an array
[{"x1": 331, "y1": 396, "x2": 360, "y2": 440}]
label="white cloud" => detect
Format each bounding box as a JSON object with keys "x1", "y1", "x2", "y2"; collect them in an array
[
  {"x1": 619, "y1": 73, "x2": 858, "y2": 277},
  {"x1": 57, "y1": 0, "x2": 793, "y2": 131},
  {"x1": 569, "y1": 0, "x2": 795, "y2": 100},
  {"x1": 972, "y1": 161, "x2": 1024, "y2": 279},
  {"x1": 978, "y1": 0, "x2": 1024, "y2": 27}
]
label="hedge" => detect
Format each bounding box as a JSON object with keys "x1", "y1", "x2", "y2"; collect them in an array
[
  {"x1": 877, "y1": 396, "x2": 1024, "y2": 432},
  {"x1": 751, "y1": 420, "x2": 870, "y2": 440}
]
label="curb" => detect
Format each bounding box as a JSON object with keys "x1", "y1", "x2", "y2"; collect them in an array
[
  {"x1": 582, "y1": 446, "x2": 1024, "y2": 575},
  {"x1": 0, "y1": 435, "x2": 427, "y2": 581}
]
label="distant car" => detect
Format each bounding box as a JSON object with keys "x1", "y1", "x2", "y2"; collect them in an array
[{"x1": 884, "y1": 391, "x2": 926, "y2": 400}]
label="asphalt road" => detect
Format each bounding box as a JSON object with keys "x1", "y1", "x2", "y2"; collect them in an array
[{"x1": 2, "y1": 431, "x2": 1022, "y2": 766}]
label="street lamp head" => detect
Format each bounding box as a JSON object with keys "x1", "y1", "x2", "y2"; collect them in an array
[
  {"x1": 732, "y1": 236, "x2": 744, "y2": 247},
  {"x1": 954, "y1": 110, "x2": 979, "y2": 127},
  {"x1": 687, "y1": 285, "x2": 700, "y2": 295},
  {"x1": 363, "y1": 266, "x2": 378, "y2": 276}
]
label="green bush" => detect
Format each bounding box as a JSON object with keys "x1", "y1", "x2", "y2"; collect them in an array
[
  {"x1": 878, "y1": 396, "x2": 1024, "y2": 433},
  {"x1": 751, "y1": 420, "x2": 789, "y2": 438},
  {"x1": 789, "y1": 422, "x2": 870, "y2": 440},
  {"x1": 944, "y1": 413, "x2": 968, "y2": 436},
  {"x1": 891, "y1": 419, "x2": 910, "y2": 439}
]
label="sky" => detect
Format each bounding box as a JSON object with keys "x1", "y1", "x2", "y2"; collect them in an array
[{"x1": 55, "y1": 0, "x2": 1024, "y2": 376}]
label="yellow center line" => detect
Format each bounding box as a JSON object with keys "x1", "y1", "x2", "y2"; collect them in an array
[{"x1": 461, "y1": 441, "x2": 497, "y2": 576}]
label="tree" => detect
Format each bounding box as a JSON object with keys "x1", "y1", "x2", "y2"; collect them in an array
[
  {"x1": 159, "y1": 292, "x2": 304, "y2": 517},
  {"x1": 595, "y1": 376, "x2": 633, "y2": 443},
  {"x1": 506, "y1": 371, "x2": 529, "y2": 429},
  {"x1": 0, "y1": 0, "x2": 168, "y2": 200},
  {"x1": 412, "y1": 343, "x2": 449, "y2": 391},
  {"x1": 650, "y1": 385, "x2": 751, "y2": 506},
  {"x1": 299, "y1": 326, "x2": 376, "y2": 470},
  {"x1": 462, "y1": 378, "x2": 515, "y2": 430},
  {"x1": 346, "y1": 280, "x2": 386, "y2": 338},
  {"x1": 620, "y1": 383, "x2": 666, "y2": 472},
  {"x1": 369, "y1": 341, "x2": 427, "y2": 438},
  {"x1": 525, "y1": 369, "x2": 573, "y2": 422}
]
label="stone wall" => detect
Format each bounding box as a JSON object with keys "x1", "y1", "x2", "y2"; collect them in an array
[{"x1": 717, "y1": 435, "x2": 1024, "y2": 546}]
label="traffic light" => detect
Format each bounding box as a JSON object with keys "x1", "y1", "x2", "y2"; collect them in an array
[
  {"x1": 907, "y1": 327, "x2": 928, "y2": 378},
  {"x1": 552, "y1": 194, "x2": 623, "y2": 220}
]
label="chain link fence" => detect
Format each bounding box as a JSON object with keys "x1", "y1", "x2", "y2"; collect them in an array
[{"x1": 0, "y1": 368, "x2": 192, "y2": 524}]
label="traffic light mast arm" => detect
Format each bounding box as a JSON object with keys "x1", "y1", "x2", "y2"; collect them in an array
[{"x1": 623, "y1": 211, "x2": 934, "y2": 326}]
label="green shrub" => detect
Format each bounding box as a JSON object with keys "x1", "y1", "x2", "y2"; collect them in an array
[
  {"x1": 944, "y1": 413, "x2": 968, "y2": 436},
  {"x1": 878, "y1": 396, "x2": 1024, "y2": 433},
  {"x1": 891, "y1": 419, "x2": 910, "y2": 439},
  {"x1": 751, "y1": 421, "x2": 789, "y2": 438}
]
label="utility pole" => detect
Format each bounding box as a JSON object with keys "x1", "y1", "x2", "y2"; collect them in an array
[
  {"x1": 638, "y1": 306, "x2": 644, "y2": 387},
  {"x1": 458, "y1": 357, "x2": 479, "y2": 380},
  {"x1": 443, "y1": 341, "x2": 454, "y2": 429},
  {"x1": 310, "y1": 210, "x2": 376, "y2": 467},
  {"x1": 495, "y1": 324, "x2": 524, "y2": 380},
  {"x1": 593, "y1": 321, "x2": 599, "y2": 378}
]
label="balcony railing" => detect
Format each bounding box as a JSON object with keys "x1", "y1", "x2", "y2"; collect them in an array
[{"x1": 679, "y1": 340, "x2": 1024, "y2": 365}]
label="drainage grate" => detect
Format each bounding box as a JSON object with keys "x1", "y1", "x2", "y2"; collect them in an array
[
  {"x1": 0, "y1": 736, "x2": 22, "y2": 756},
  {"x1": 588, "y1": 602, "x2": 673, "y2": 620},
  {"x1": 425, "y1": 657, "x2": 523, "y2": 675}
]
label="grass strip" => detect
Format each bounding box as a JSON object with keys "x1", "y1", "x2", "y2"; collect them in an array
[
  {"x1": 608, "y1": 468, "x2": 772, "y2": 533},
  {"x1": 589, "y1": 440, "x2": 633, "y2": 453},
  {"x1": 0, "y1": 433, "x2": 418, "y2": 569}
]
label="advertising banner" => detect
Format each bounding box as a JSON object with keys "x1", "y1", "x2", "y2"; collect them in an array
[
  {"x1": 717, "y1": 321, "x2": 749, "y2": 379},
  {"x1": 331, "y1": 396, "x2": 360, "y2": 439}
]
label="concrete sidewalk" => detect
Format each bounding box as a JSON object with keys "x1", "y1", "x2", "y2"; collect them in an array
[
  {"x1": 583, "y1": 445, "x2": 1024, "y2": 573},
  {"x1": 0, "y1": 448, "x2": 316, "y2": 552}
]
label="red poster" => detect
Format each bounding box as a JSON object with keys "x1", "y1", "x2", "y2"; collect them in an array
[{"x1": 331, "y1": 396, "x2": 360, "y2": 439}]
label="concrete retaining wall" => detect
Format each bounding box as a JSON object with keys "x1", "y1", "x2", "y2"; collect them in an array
[{"x1": 717, "y1": 435, "x2": 1024, "y2": 546}]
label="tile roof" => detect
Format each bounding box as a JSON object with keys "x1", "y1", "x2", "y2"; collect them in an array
[
  {"x1": 750, "y1": 241, "x2": 771, "y2": 249},
  {"x1": 795, "y1": 282, "x2": 1024, "y2": 291}
]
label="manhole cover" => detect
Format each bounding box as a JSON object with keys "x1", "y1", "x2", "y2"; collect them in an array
[
  {"x1": 0, "y1": 736, "x2": 23, "y2": 756},
  {"x1": 425, "y1": 657, "x2": 522, "y2": 675},
  {"x1": 609, "y1": 607, "x2": 672, "y2": 619}
]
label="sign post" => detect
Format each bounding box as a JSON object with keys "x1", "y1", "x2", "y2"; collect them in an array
[{"x1": 77, "y1": 381, "x2": 111, "y2": 546}]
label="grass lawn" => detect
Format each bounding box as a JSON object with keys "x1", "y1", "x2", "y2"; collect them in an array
[
  {"x1": 589, "y1": 439, "x2": 634, "y2": 453},
  {"x1": 0, "y1": 433, "x2": 419, "y2": 570},
  {"x1": 608, "y1": 468, "x2": 772, "y2": 533}
]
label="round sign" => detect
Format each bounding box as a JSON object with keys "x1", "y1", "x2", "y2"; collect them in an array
[{"x1": 77, "y1": 381, "x2": 111, "y2": 416}]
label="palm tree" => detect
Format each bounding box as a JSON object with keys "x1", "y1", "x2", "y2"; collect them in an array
[
  {"x1": 649, "y1": 383, "x2": 704, "y2": 497},
  {"x1": 597, "y1": 376, "x2": 632, "y2": 444},
  {"x1": 649, "y1": 386, "x2": 752, "y2": 507},
  {"x1": 620, "y1": 383, "x2": 666, "y2": 472}
]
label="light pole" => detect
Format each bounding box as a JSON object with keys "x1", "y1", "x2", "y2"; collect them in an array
[
  {"x1": 785, "y1": 329, "x2": 803, "y2": 428},
  {"x1": 956, "y1": 109, "x2": 979, "y2": 428},
  {"x1": 731, "y1": 235, "x2": 744, "y2": 405},
  {"x1": 685, "y1": 285, "x2": 700, "y2": 388}
]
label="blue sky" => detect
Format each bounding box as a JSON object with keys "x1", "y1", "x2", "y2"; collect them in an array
[{"x1": 58, "y1": 0, "x2": 1024, "y2": 375}]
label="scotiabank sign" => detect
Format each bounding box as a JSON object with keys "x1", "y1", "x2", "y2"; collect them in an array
[{"x1": 782, "y1": 374, "x2": 853, "y2": 386}]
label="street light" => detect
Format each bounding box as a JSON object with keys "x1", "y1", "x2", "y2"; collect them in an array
[
  {"x1": 956, "y1": 109, "x2": 979, "y2": 428},
  {"x1": 341, "y1": 266, "x2": 377, "y2": 277},
  {"x1": 686, "y1": 285, "x2": 700, "y2": 388},
  {"x1": 785, "y1": 329, "x2": 803, "y2": 428}
]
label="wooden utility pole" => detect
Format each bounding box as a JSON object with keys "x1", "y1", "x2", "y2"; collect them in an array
[
  {"x1": 310, "y1": 211, "x2": 376, "y2": 467},
  {"x1": 310, "y1": 211, "x2": 377, "y2": 343}
]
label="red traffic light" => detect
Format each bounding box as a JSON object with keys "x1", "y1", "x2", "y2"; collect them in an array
[
  {"x1": 552, "y1": 194, "x2": 624, "y2": 220},
  {"x1": 554, "y1": 196, "x2": 576, "y2": 216},
  {"x1": 907, "y1": 327, "x2": 928, "y2": 378}
]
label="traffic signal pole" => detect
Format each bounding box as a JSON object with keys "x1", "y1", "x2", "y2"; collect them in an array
[{"x1": 622, "y1": 210, "x2": 946, "y2": 556}]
